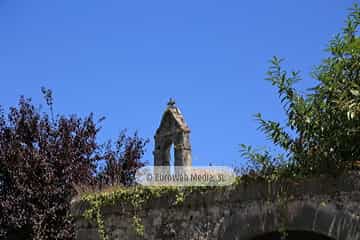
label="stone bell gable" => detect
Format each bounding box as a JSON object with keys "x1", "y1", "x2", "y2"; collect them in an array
[{"x1": 153, "y1": 99, "x2": 192, "y2": 166}]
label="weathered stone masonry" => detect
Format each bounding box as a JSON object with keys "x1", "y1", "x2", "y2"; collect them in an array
[
  {"x1": 72, "y1": 173, "x2": 360, "y2": 240},
  {"x1": 153, "y1": 99, "x2": 192, "y2": 167}
]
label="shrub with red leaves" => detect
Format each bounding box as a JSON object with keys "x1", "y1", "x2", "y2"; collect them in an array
[
  {"x1": 0, "y1": 89, "x2": 148, "y2": 239},
  {"x1": 98, "y1": 130, "x2": 149, "y2": 187}
]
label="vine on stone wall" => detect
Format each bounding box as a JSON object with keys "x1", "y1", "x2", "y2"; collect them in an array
[
  {"x1": 80, "y1": 176, "x2": 301, "y2": 239},
  {"x1": 81, "y1": 186, "x2": 197, "y2": 239}
]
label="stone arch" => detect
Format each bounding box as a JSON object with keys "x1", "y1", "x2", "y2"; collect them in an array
[
  {"x1": 153, "y1": 99, "x2": 192, "y2": 167},
  {"x1": 250, "y1": 230, "x2": 335, "y2": 240},
  {"x1": 222, "y1": 199, "x2": 360, "y2": 240}
]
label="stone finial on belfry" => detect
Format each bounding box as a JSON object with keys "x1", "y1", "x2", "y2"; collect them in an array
[{"x1": 167, "y1": 98, "x2": 176, "y2": 107}]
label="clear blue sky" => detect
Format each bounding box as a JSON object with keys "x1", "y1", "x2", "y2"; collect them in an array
[{"x1": 0, "y1": 0, "x2": 356, "y2": 167}]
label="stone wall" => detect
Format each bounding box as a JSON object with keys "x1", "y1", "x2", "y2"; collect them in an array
[{"x1": 71, "y1": 173, "x2": 360, "y2": 240}]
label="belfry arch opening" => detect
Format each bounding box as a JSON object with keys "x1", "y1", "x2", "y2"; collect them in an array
[
  {"x1": 250, "y1": 230, "x2": 335, "y2": 240},
  {"x1": 169, "y1": 143, "x2": 175, "y2": 166}
]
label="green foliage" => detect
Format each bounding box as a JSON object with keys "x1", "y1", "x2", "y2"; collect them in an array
[
  {"x1": 174, "y1": 190, "x2": 185, "y2": 205},
  {"x1": 132, "y1": 216, "x2": 145, "y2": 237},
  {"x1": 80, "y1": 185, "x2": 229, "y2": 239},
  {"x1": 241, "y1": 4, "x2": 360, "y2": 177},
  {"x1": 81, "y1": 186, "x2": 191, "y2": 239}
]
